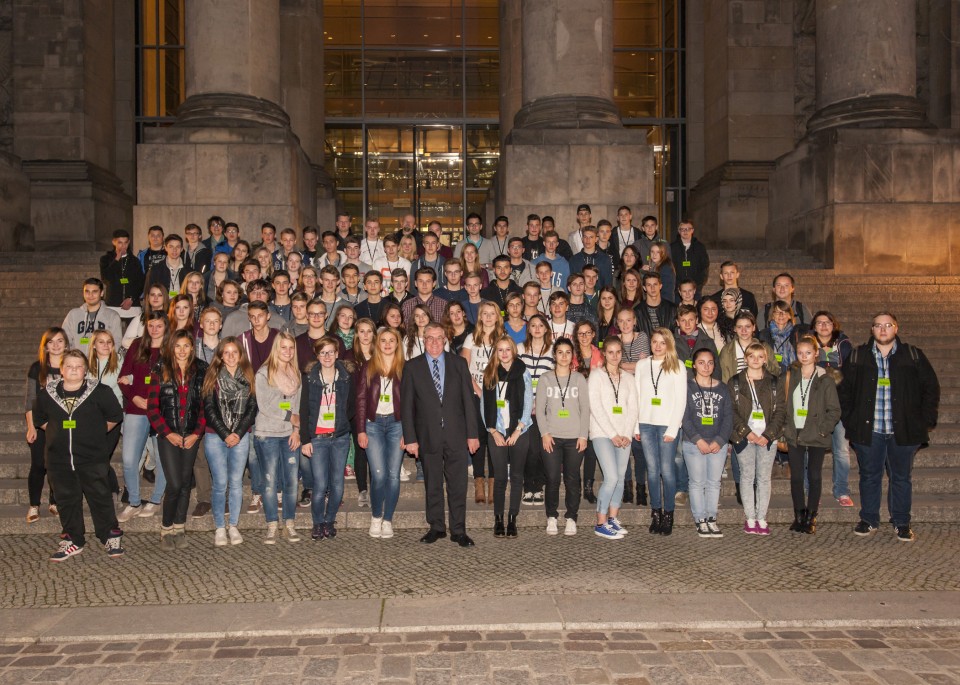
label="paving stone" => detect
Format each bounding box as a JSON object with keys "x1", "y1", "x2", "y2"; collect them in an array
[{"x1": 873, "y1": 669, "x2": 925, "y2": 685}]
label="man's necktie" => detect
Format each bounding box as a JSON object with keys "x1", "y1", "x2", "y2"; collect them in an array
[{"x1": 432, "y1": 358, "x2": 443, "y2": 402}]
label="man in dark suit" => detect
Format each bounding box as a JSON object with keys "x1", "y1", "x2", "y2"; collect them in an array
[{"x1": 401, "y1": 323, "x2": 480, "y2": 547}]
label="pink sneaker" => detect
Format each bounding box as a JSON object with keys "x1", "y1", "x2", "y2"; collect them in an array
[
  {"x1": 756, "y1": 521, "x2": 771, "y2": 536},
  {"x1": 837, "y1": 495, "x2": 855, "y2": 507},
  {"x1": 742, "y1": 521, "x2": 758, "y2": 534}
]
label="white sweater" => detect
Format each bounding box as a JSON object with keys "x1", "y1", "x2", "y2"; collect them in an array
[
  {"x1": 634, "y1": 358, "x2": 687, "y2": 438},
  {"x1": 589, "y1": 369, "x2": 640, "y2": 440}
]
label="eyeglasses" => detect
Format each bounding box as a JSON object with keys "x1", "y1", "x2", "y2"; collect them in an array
[
  {"x1": 872, "y1": 323, "x2": 896, "y2": 330},
  {"x1": 576, "y1": 332, "x2": 594, "y2": 338},
  {"x1": 317, "y1": 350, "x2": 337, "y2": 357},
  {"x1": 308, "y1": 312, "x2": 325, "y2": 318},
  {"x1": 814, "y1": 321, "x2": 833, "y2": 327}
]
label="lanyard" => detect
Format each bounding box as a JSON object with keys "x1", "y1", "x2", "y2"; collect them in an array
[
  {"x1": 319, "y1": 369, "x2": 338, "y2": 409},
  {"x1": 497, "y1": 380, "x2": 508, "y2": 398},
  {"x1": 649, "y1": 360, "x2": 664, "y2": 396},
  {"x1": 363, "y1": 238, "x2": 378, "y2": 262},
  {"x1": 747, "y1": 377, "x2": 762, "y2": 408},
  {"x1": 606, "y1": 368, "x2": 621, "y2": 404},
  {"x1": 415, "y1": 337, "x2": 424, "y2": 356},
  {"x1": 556, "y1": 371, "x2": 572, "y2": 408},
  {"x1": 694, "y1": 376, "x2": 711, "y2": 415},
  {"x1": 381, "y1": 377, "x2": 393, "y2": 399},
  {"x1": 528, "y1": 342, "x2": 546, "y2": 373},
  {"x1": 798, "y1": 372, "x2": 813, "y2": 408},
  {"x1": 617, "y1": 227, "x2": 633, "y2": 248},
  {"x1": 494, "y1": 236, "x2": 508, "y2": 254},
  {"x1": 84, "y1": 307, "x2": 101, "y2": 335}
]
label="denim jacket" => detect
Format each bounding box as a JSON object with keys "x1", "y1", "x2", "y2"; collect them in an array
[{"x1": 299, "y1": 360, "x2": 355, "y2": 443}]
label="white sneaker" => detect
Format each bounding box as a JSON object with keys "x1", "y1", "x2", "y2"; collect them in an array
[
  {"x1": 117, "y1": 505, "x2": 140, "y2": 522},
  {"x1": 399, "y1": 466, "x2": 410, "y2": 482},
  {"x1": 136, "y1": 502, "x2": 159, "y2": 518},
  {"x1": 357, "y1": 491, "x2": 370, "y2": 508},
  {"x1": 369, "y1": 516, "x2": 383, "y2": 538},
  {"x1": 564, "y1": 518, "x2": 577, "y2": 536},
  {"x1": 283, "y1": 520, "x2": 301, "y2": 543},
  {"x1": 467, "y1": 464, "x2": 474, "y2": 478},
  {"x1": 608, "y1": 516, "x2": 628, "y2": 535},
  {"x1": 546, "y1": 517, "x2": 558, "y2": 535},
  {"x1": 246, "y1": 494, "x2": 262, "y2": 514},
  {"x1": 48, "y1": 504, "x2": 58, "y2": 516},
  {"x1": 214, "y1": 527, "x2": 228, "y2": 546},
  {"x1": 228, "y1": 526, "x2": 243, "y2": 545},
  {"x1": 380, "y1": 521, "x2": 394, "y2": 539},
  {"x1": 26, "y1": 506, "x2": 40, "y2": 523},
  {"x1": 264, "y1": 522, "x2": 277, "y2": 545}
]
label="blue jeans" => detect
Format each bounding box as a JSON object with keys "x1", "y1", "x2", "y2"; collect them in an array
[
  {"x1": 674, "y1": 429, "x2": 689, "y2": 493},
  {"x1": 364, "y1": 416, "x2": 404, "y2": 521},
  {"x1": 299, "y1": 455, "x2": 314, "y2": 492},
  {"x1": 638, "y1": 424, "x2": 677, "y2": 510},
  {"x1": 254, "y1": 436, "x2": 299, "y2": 522},
  {"x1": 831, "y1": 420, "x2": 851, "y2": 499},
  {"x1": 682, "y1": 441, "x2": 726, "y2": 521},
  {"x1": 853, "y1": 432, "x2": 918, "y2": 528},
  {"x1": 592, "y1": 437, "x2": 630, "y2": 516},
  {"x1": 120, "y1": 413, "x2": 165, "y2": 506},
  {"x1": 205, "y1": 432, "x2": 250, "y2": 528},
  {"x1": 308, "y1": 433, "x2": 350, "y2": 525},
  {"x1": 624, "y1": 438, "x2": 647, "y2": 485}
]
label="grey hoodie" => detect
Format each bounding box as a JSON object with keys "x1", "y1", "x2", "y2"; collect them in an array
[{"x1": 534, "y1": 370, "x2": 590, "y2": 440}]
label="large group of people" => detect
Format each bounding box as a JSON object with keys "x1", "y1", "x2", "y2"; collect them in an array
[{"x1": 25, "y1": 208, "x2": 941, "y2": 562}]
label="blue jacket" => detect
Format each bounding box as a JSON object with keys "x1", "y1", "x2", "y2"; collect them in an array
[
  {"x1": 298, "y1": 360, "x2": 356, "y2": 442},
  {"x1": 569, "y1": 250, "x2": 614, "y2": 289}
]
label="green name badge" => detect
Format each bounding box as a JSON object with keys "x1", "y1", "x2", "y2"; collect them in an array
[
  {"x1": 701, "y1": 417, "x2": 714, "y2": 425},
  {"x1": 496, "y1": 399, "x2": 506, "y2": 408},
  {"x1": 775, "y1": 354, "x2": 783, "y2": 363},
  {"x1": 651, "y1": 398, "x2": 662, "y2": 406},
  {"x1": 797, "y1": 409, "x2": 808, "y2": 417},
  {"x1": 531, "y1": 379, "x2": 538, "y2": 388},
  {"x1": 279, "y1": 401, "x2": 292, "y2": 411},
  {"x1": 558, "y1": 409, "x2": 570, "y2": 418},
  {"x1": 62, "y1": 420, "x2": 76, "y2": 429},
  {"x1": 500, "y1": 310, "x2": 505, "y2": 318},
  {"x1": 684, "y1": 359, "x2": 692, "y2": 368},
  {"x1": 682, "y1": 260, "x2": 691, "y2": 267},
  {"x1": 598, "y1": 341, "x2": 604, "y2": 348},
  {"x1": 878, "y1": 378, "x2": 891, "y2": 387},
  {"x1": 144, "y1": 375, "x2": 151, "y2": 384},
  {"x1": 751, "y1": 411, "x2": 764, "y2": 420},
  {"x1": 380, "y1": 394, "x2": 391, "y2": 403},
  {"x1": 169, "y1": 290, "x2": 177, "y2": 298},
  {"x1": 322, "y1": 412, "x2": 335, "y2": 421},
  {"x1": 612, "y1": 406, "x2": 623, "y2": 415},
  {"x1": 79, "y1": 337, "x2": 90, "y2": 345},
  {"x1": 119, "y1": 277, "x2": 129, "y2": 285}
]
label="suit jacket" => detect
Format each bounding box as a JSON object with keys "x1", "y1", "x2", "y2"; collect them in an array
[{"x1": 401, "y1": 351, "x2": 478, "y2": 452}]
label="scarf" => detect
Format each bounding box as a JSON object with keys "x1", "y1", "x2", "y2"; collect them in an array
[
  {"x1": 274, "y1": 365, "x2": 300, "y2": 397},
  {"x1": 768, "y1": 320, "x2": 796, "y2": 367},
  {"x1": 337, "y1": 328, "x2": 355, "y2": 349},
  {"x1": 216, "y1": 366, "x2": 251, "y2": 431}
]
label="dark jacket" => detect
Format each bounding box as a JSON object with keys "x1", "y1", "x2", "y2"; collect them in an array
[
  {"x1": 838, "y1": 338, "x2": 940, "y2": 446},
  {"x1": 401, "y1": 351, "x2": 478, "y2": 452},
  {"x1": 299, "y1": 360, "x2": 356, "y2": 442},
  {"x1": 633, "y1": 299, "x2": 677, "y2": 337},
  {"x1": 354, "y1": 365, "x2": 402, "y2": 431},
  {"x1": 782, "y1": 364, "x2": 841, "y2": 449},
  {"x1": 203, "y1": 372, "x2": 258, "y2": 438},
  {"x1": 33, "y1": 379, "x2": 123, "y2": 468},
  {"x1": 674, "y1": 331, "x2": 720, "y2": 380},
  {"x1": 184, "y1": 244, "x2": 212, "y2": 274},
  {"x1": 815, "y1": 330, "x2": 854, "y2": 371},
  {"x1": 100, "y1": 250, "x2": 145, "y2": 307},
  {"x1": 482, "y1": 358, "x2": 528, "y2": 435},
  {"x1": 611, "y1": 226, "x2": 641, "y2": 266},
  {"x1": 670, "y1": 237, "x2": 710, "y2": 291},
  {"x1": 728, "y1": 369, "x2": 786, "y2": 445},
  {"x1": 710, "y1": 287, "x2": 758, "y2": 317},
  {"x1": 569, "y1": 249, "x2": 614, "y2": 288},
  {"x1": 145, "y1": 260, "x2": 188, "y2": 296},
  {"x1": 146, "y1": 361, "x2": 208, "y2": 438}
]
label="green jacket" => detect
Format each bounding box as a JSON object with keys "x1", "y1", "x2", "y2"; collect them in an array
[{"x1": 782, "y1": 364, "x2": 841, "y2": 449}]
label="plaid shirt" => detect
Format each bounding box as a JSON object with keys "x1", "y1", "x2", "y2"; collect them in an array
[{"x1": 872, "y1": 340, "x2": 897, "y2": 435}]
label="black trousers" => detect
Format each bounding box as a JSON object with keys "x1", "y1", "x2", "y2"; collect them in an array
[
  {"x1": 28, "y1": 429, "x2": 55, "y2": 506},
  {"x1": 523, "y1": 418, "x2": 546, "y2": 492},
  {"x1": 624, "y1": 437, "x2": 648, "y2": 484},
  {"x1": 488, "y1": 431, "x2": 530, "y2": 517},
  {"x1": 106, "y1": 425, "x2": 121, "y2": 495},
  {"x1": 788, "y1": 444, "x2": 826, "y2": 511},
  {"x1": 544, "y1": 437, "x2": 584, "y2": 521},
  {"x1": 583, "y1": 441, "x2": 597, "y2": 482},
  {"x1": 352, "y1": 433, "x2": 369, "y2": 492},
  {"x1": 158, "y1": 438, "x2": 200, "y2": 527},
  {"x1": 421, "y1": 436, "x2": 469, "y2": 535},
  {"x1": 469, "y1": 394, "x2": 493, "y2": 478},
  {"x1": 47, "y1": 461, "x2": 119, "y2": 549}
]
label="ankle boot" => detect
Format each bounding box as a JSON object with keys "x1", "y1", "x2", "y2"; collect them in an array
[
  {"x1": 637, "y1": 482, "x2": 648, "y2": 506},
  {"x1": 735, "y1": 482, "x2": 743, "y2": 506},
  {"x1": 486, "y1": 478, "x2": 495, "y2": 505},
  {"x1": 648, "y1": 508, "x2": 662, "y2": 534},
  {"x1": 790, "y1": 509, "x2": 804, "y2": 532},
  {"x1": 803, "y1": 510, "x2": 818, "y2": 534},
  {"x1": 159, "y1": 525, "x2": 176, "y2": 551},
  {"x1": 474, "y1": 477, "x2": 485, "y2": 504},
  {"x1": 494, "y1": 515, "x2": 505, "y2": 537},
  {"x1": 622, "y1": 482, "x2": 634, "y2": 504},
  {"x1": 172, "y1": 523, "x2": 187, "y2": 550},
  {"x1": 660, "y1": 510, "x2": 675, "y2": 536},
  {"x1": 583, "y1": 480, "x2": 597, "y2": 504},
  {"x1": 506, "y1": 514, "x2": 518, "y2": 538}
]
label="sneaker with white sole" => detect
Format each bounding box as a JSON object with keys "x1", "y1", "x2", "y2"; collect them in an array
[
  {"x1": 546, "y1": 517, "x2": 558, "y2": 535},
  {"x1": 298, "y1": 489, "x2": 312, "y2": 508},
  {"x1": 104, "y1": 534, "x2": 124, "y2": 558},
  {"x1": 369, "y1": 516, "x2": 383, "y2": 538},
  {"x1": 136, "y1": 502, "x2": 159, "y2": 518},
  {"x1": 837, "y1": 495, "x2": 855, "y2": 507},
  {"x1": 26, "y1": 506, "x2": 40, "y2": 523},
  {"x1": 117, "y1": 504, "x2": 140, "y2": 523},
  {"x1": 532, "y1": 490, "x2": 544, "y2": 504},
  {"x1": 357, "y1": 491, "x2": 370, "y2": 508},
  {"x1": 706, "y1": 517, "x2": 723, "y2": 538},
  {"x1": 564, "y1": 518, "x2": 577, "y2": 536},
  {"x1": 50, "y1": 538, "x2": 83, "y2": 562},
  {"x1": 228, "y1": 526, "x2": 243, "y2": 545},
  {"x1": 282, "y1": 520, "x2": 300, "y2": 543},
  {"x1": 593, "y1": 522, "x2": 623, "y2": 539},
  {"x1": 264, "y1": 522, "x2": 278, "y2": 545},
  {"x1": 608, "y1": 517, "x2": 628, "y2": 535},
  {"x1": 214, "y1": 528, "x2": 228, "y2": 546},
  {"x1": 854, "y1": 520, "x2": 878, "y2": 537},
  {"x1": 696, "y1": 519, "x2": 711, "y2": 537},
  {"x1": 399, "y1": 466, "x2": 410, "y2": 482},
  {"x1": 246, "y1": 494, "x2": 262, "y2": 514},
  {"x1": 522, "y1": 491, "x2": 535, "y2": 505},
  {"x1": 48, "y1": 504, "x2": 58, "y2": 516},
  {"x1": 380, "y1": 521, "x2": 394, "y2": 539}
]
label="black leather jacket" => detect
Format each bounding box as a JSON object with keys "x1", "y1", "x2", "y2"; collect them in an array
[{"x1": 149, "y1": 360, "x2": 207, "y2": 437}]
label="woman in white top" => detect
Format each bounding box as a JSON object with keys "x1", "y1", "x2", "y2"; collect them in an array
[
  {"x1": 404, "y1": 305, "x2": 433, "y2": 360},
  {"x1": 122, "y1": 284, "x2": 169, "y2": 349},
  {"x1": 517, "y1": 314, "x2": 554, "y2": 505},
  {"x1": 634, "y1": 327, "x2": 688, "y2": 536},
  {"x1": 589, "y1": 336, "x2": 639, "y2": 540}
]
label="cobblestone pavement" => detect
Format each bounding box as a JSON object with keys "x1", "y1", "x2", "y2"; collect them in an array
[
  {"x1": 1, "y1": 627, "x2": 959, "y2": 684},
  {"x1": 2, "y1": 524, "x2": 959, "y2": 608}
]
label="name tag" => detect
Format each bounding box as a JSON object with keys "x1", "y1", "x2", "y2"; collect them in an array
[
  {"x1": 796, "y1": 409, "x2": 808, "y2": 417},
  {"x1": 878, "y1": 378, "x2": 891, "y2": 387},
  {"x1": 557, "y1": 409, "x2": 570, "y2": 418},
  {"x1": 169, "y1": 290, "x2": 177, "y2": 298},
  {"x1": 379, "y1": 394, "x2": 391, "y2": 403},
  {"x1": 701, "y1": 417, "x2": 714, "y2": 425},
  {"x1": 279, "y1": 401, "x2": 292, "y2": 411},
  {"x1": 79, "y1": 337, "x2": 90, "y2": 345},
  {"x1": 322, "y1": 412, "x2": 335, "y2": 421},
  {"x1": 531, "y1": 379, "x2": 538, "y2": 388},
  {"x1": 496, "y1": 399, "x2": 506, "y2": 408},
  {"x1": 651, "y1": 398, "x2": 662, "y2": 406},
  {"x1": 598, "y1": 341, "x2": 604, "y2": 348},
  {"x1": 682, "y1": 261, "x2": 691, "y2": 267},
  {"x1": 62, "y1": 420, "x2": 76, "y2": 429},
  {"x1": 119, "y1": 278, "x2": 129, "y2": 285},
  {"x1": 500, "y1": 310, "x2": 505, "y2": 317},
  {"x1": 144, "y1": 375, "x2": 151, "y2": 384},
  {"x1": 684, "y1": 359, "x2": 692, "y2": 368},
  {"x1": 751, "y1": 411, "x2": 764, "y2": 420},
  {"x1": 775, "y1": 354, "x2": 783, "y2": 363},
  {"x1": 612, "y1": 406, "x2": 623, "y2": 415}
]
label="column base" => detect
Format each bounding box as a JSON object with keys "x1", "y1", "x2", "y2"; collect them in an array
[
  {"x1": 175, "y1": 93, "x2": 291, "y2": 128},
  {"x1": 513, "y1": 95, "x2": 622, "y2": 129},
  {"x1": 687, "y1": 162, "x2": 776, "y2": 249},
  {"x1": 806, "y1": 94, "x2": 930, "y2": 133}
]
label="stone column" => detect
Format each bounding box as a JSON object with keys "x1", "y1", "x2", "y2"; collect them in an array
[
  {"x1": 498, "y1": 0, "x2": 523, "y2": 140},
  {"x1": 512, "y1": 0, "x2": 620, "y2": 129},
  {"x1": 808, "y1": 0, "x2": 925, "y2": 131},
  {"x1": 176, "y1": 0, "x2": 289, "y2": 128}
]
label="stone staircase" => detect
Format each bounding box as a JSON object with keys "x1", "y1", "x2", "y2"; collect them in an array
[{"x1": 0, "y1": 249, "x2": 957, "y2": 534}]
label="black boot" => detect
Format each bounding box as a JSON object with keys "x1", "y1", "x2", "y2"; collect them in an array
[
  {"x1": 506, "y1": 514, "x2": 518, "y2": 538},
  {"x1": 803, "y1": 510, "x2": 818, "y2": 534},
  {"x1": 583, "y1": 480, "x2": 597, "y2": 505},
  {"x1": 622, "y1": 482, "x2": 634, "y2": 504},
  {"x1": 637, "y1": 482, "x2": 648, "y2": 506},
  {"x1": 660, "y1": 510, "x2": 675, "y2": 536},
  {"x1": 790, "y1": 509, "x2": 804, "y2": 532},
  {"x1": 494, "y1": 515, "x2": 505, "y2": 538},
  {"x1": 648, "y1": 508, "x2": 662, "y2": 534},
  {"x1": 735, "y1": 482, "x2": 742, "y2": 506}
]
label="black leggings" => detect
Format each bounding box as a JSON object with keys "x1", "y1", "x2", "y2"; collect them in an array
[
  {"x1": 158, "y1": 438, "x2": 200, "y2": 526},
  {"x1": 788, "y1": 445, "x2": 826, "y2": 511},
  {"x1": 583, "y1": 442, "x2": 597, "y2": 482},
  {"x1": 28, "y1": 429, "x2": 55, "y2": 506},
  {"x1": 523, "y1": 418, "x2": 546, "y2": 492},
  {"x1": 488, "y1": 432, "x2": 530, "y2": 517},
  {"x1": 543, "y1": 437, "x2": 584, "y2": 521},
  {"x1": 352, "y1": 433, "x2": 369, "y2": 492},
  {"x1": 470, "y1": 394, "x2": 494, "y2": 478}
]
